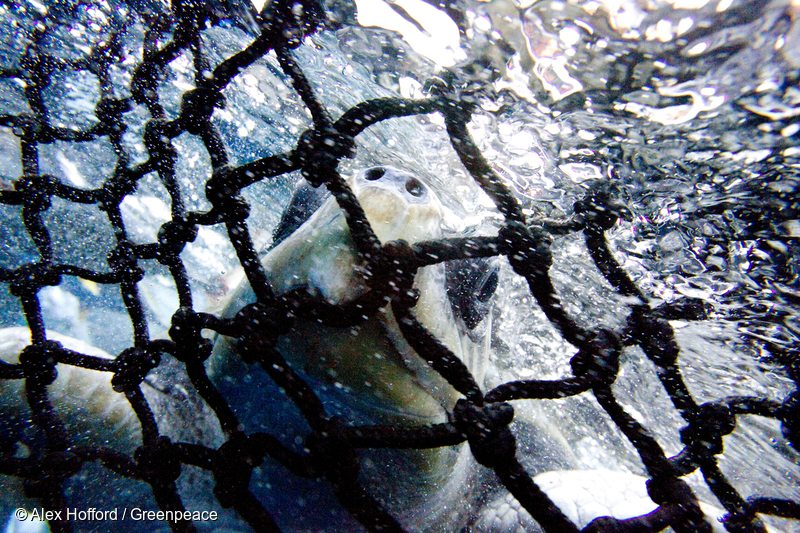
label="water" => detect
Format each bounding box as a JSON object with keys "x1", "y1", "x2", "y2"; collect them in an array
[{"x1": 0, "y1": 0, "x2": 798, "y2": 530}]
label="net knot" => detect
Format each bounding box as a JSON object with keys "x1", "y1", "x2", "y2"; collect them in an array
[
  {"x1": 180, "y1": 87, "x2": 226, "y2": 135},
  {"x1": 19, "y1": 49, "x2": 55, "y2": 83},
  {"x1": 13, "y1": 114, "x2": 52, "y2": 143},
  {"x1": 262, "y1": 0, "x2": 325, "y2": 49},
  {"x1": 453, "y1": 399, "x2": 516, "y2": 468},
  {"x1": 235, "y1": 301, "x2": 294, "y2": 364},
  {"x1": 653, "y1": 297, "x2": 709, "y2": 321},
  {"x1": 94, "y1": 98, "x2": 130, "y2": 133},
  {"x1": 169, "y1": 307, "x2": 213, "y2": 363},
  {"x1": 628, "y1": 307, "x2": 679, "y2": 367},
  {"x1": 646, "y1": 475, "x2": 695, "y2": 507},
  {"x1": 100, "y1": 169, "x2": 139, "y2": 208},
  {"x1": 645, "y1": 476, "x2": 708, "y2": 528},
  {"x1": 295, "y1": 126, "x2": 355, "y2": 187},
  {"x1": 15, "y1": 174, "x2": 53, "y2": 211},
  {"x1": 378, "y1": 239, "x2": 419, "y2": 307},
  {"x1": 206, "y1": 170, "x2": 251, "y2": 221},
  {"x1": 19, "y1": 341, "x2": 61, "y2": 386},
  {"x1": 680, "y1": 402, "x2": 736, "y2": 456},
  {"x1": 574, "y1": 185, "x2": 625, "y2": 232},
  {"x1": 10, "y1": 263, "x2": 61, "y2": 297},
  {"x1": 425, "y1": 76, "x2": 479, "y2": 115},
  {"x1": 135, "y1": 437, "x2": 181, "y2": 483},
  {"x1": 569, "y1": 329, "x2": 621, "y2": 387},
  {"x1": 780, "y1": 390, "x2": 799, "y2": 452},
  {"x1": 111, "y1": 347, "x2": 161, "y2": 393},
  {"x1": 131, "y1": 62, "x2": 162, "y2": 106},
  {"x1": 498, "y1": 222, "x2": 553, "y2": 278},
  {"x1": 107, "y1": 242, "x2": 145, "y2": 283},
  {"x1": 157, "y1": 218, "x2": 199, "y2": 262},
  {"x1": 213, "y1": 432, "x2": 262, "y2": 508},
  {"x1": 307, "y1": 421, "x2": 359, "y2": 480},
  {"x1": 143, "y1": 119, "x2": 178, "y2": 168}
]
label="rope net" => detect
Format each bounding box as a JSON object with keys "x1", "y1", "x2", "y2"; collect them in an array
[{"x1": 0, "y1": 0, "x2": 797, "y2": 531}]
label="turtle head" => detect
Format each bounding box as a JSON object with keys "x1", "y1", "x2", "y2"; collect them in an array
[
  {"x1": 264, "y1": 166, "x2": 445, "y2": 303},
  {"x1": 351, "y1": 166, "x2": 444, "y2": 244}
]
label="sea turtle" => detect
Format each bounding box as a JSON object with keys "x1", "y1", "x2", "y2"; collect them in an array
[
  {"x1": 0, "y1": 167, "x2": 730, "y2": 532},
  {"x1": 206, "y1": 166, "x2": 499, "y2": 530},
  {"x1": 0, "y1": 166, "x2": 500, "y2": 532}
]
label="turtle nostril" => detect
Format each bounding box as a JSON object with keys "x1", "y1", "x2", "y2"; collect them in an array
[
  {"x1": 365, "y1": 167, "x2": 385, "y2": 181},
  {"x1": 405, "y1": 177, "x2": 424, "y2": 197}
]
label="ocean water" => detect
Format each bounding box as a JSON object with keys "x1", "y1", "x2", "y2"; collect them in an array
[{"x1": 0, "y1": 0, "x2": 797, "y2": 530}]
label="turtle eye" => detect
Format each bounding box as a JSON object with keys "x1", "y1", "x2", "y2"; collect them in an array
[
  {"x1": 405, "y1": 177, "x2": 425, "y2": 197},
  {"x1": 365, "y1": 167, "x2": 385, "y2": 181}
]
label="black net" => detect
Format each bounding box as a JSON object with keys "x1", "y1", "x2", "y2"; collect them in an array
[{"x1": 0, "y1": 1, "x2": 797, "y2": 532}]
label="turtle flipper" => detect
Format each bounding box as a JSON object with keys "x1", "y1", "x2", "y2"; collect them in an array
[
  {"x1": 471, "y1": 490, "x2": 543, "y2": 532},
  {"x1": 272, "y1": 180, "x2": 331, "y2": 247},
  {"x1": 474, "y1": 470, "x2": 728, "y2": 532},
  {"x1": 0, "y1": 327, "x2": 141, "y2": 453},
  {"x1": 445, "y1": 257, "x2": 500, "y2": 330},
  {"x1": 3, "y1": 514, "x2": 50, "y2": 533}
]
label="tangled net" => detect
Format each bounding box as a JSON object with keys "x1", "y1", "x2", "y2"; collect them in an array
[{"x1": 0, "y1": 0, "x2": 798, "y2": 531}]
